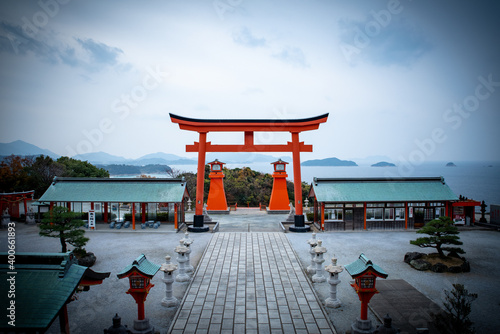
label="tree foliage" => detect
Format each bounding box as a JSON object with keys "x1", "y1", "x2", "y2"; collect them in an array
[
  {"x1": 410, "y1": 216, "x2": 464, "y2": 257},
  {"x1": 57, "y1": 156, "x2": 109, "y2": 177},
  {"x1": 173, "y1": 165, "x2": 310, "y2": 207},
  {"x1": 39, "y1": 206, "x2": 89, "y2": 253},
  {"x1": 0, "y1": 155, "x2": 110, "y2": 197},
  {"x1": 0, "y1": 155, "x2": 32, "y2": 193},
  {"x1": 432, "y1": 284, "x2": 477, "y2": 334}
]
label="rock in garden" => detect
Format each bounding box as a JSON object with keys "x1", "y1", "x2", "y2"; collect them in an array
[
  {"x1": 461, "y1": 260, "x2": 471, "y2": 272},
  {"x1": 404, "y1": 252, "x2": 424, "y2": 264},
  {"x1": 430, "y1": 263, "x2": 448, "y2": 273},
  {"x1": 78, "y1": 252, "x2": 97, "y2": 267},
  {"x1": 447, "y1": 265, "x2": 463, "y2": 273},
  {"x1": 410, "y1": 259, "x2": 431, "y2": 271}
]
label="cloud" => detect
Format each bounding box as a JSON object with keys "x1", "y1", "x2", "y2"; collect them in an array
[
  {"x1": 338, "y1": 17, "x2": 432, "y2": 67},
  {"x1": 272, "y1": 46, "x2": 309, "y2": 68},
  {"x1": 232, "y1": 26, "x2": 266, "y2": 48},
  {"x1": 0, "y1": 21, "x2": 126, "y2": 72},
  {"x1": 76, "y1": 38, "x2": 123, "y2": 66},
  {"x1": 0, "y1": 22, "x2": 60, "y2": 64}
]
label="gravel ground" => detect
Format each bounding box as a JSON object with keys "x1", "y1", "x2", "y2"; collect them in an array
[
  {"x1": 287, "y1": 229, "x2": 500, "y2": 333},
  {"x1": 2, "y1": 221, "x2": 499, "y2": 333}
]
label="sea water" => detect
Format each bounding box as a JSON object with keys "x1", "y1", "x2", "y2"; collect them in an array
[{"x1": 167, "y1": 161, "x2": 500, "y2": 209}]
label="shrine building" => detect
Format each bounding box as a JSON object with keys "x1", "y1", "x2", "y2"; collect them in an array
[
  {"x1": 309, "y1": 177, "x2": 480, "y2": 231},
  {"x1": 37, "y1": 177, "x2": 189, "y2": 229}
]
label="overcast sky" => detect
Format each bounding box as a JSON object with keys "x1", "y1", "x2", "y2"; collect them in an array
[{"x1": 0, "y1": 0, "x2": 499, "y2": 163}]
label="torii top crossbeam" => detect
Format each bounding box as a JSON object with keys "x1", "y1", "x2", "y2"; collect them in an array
[
  {"x1": 169, "y1": 113, "x2": 329, "y2": 232},
  {"x1": 170, "y1": 113, "x2": 328, "y2": 153}
]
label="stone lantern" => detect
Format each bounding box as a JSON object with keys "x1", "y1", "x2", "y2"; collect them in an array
[
  {"x1": 180, "y1": 232, "x2": 194, "y2": 273},
  {"x1": 306, "y1": 233, "x2": 318, "y2": 274},
  {"x1": 103, "y1": 313, "x2": 131, "y2": 334},
  {"x1": 345, "y1": 253, "x2": 388, "y2": 334},
  {"x1": 324, "y1": 255, "x2": 344, "y2": 308},
  {"x1": 312, "y1": 240, "x2": 327, "y2": 283},
  {"x1": 160, "y1": 255, "x2": 179, "y2": 308},
  {"x1": 174, "y1": 240, "x2": 190, "y2": 282},
  {"x1": 117, "y1": 254, "x2": 160, "y2": 334}
]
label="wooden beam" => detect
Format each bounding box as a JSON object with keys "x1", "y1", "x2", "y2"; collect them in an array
[{"x1": 186, "y1": 141, "x2": 312, "y2": 152}]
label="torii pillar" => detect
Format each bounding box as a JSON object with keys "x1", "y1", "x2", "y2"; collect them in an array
[{"x1": 169, "y1": 113, "x2": 329, "y2": 232}]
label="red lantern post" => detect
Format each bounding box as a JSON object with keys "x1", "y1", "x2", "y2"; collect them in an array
[
  {"x1": 117, "y1": 254, "x2": 160, "y2": 333},
  {"x1": 345, "y1": 253, "x2": 388, "y2": 334}
]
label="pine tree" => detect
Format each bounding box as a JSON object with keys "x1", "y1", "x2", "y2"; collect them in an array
[
  {"x1": 410, "y1": 216, "x2": 464, "y2": 257},
  {"x1": 433, "y1": 284, "x2": 477, "y2": 334},
  {"x1": 39, "y1": 206, "x2": 89, "y2": 253}
]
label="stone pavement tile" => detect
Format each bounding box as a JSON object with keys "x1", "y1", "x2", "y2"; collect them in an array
[
  {"x1": 234, "y1": 323, "x2": 245, "y2": 332},
  {"x1": 221, "y1": 318, "x2": 233, "y2": 330},
  {"x1": 246, "y1": 309, "x2": 257, "y2": 319},
  {"x1": 258, "y1": 312, "x2": 269, "y2": 323},
  {"x1": 234, "y1": 313, "x2": 245, "y2": 324},
  {"x1": 197, "y1": 318, "x2": 210, "y2": 329},
  {"x1": 258, "y1": 323, "x2": 271, "y2": 334},
  {"x1": 208, "y1": 323, "x2": 221, "y2": 333},
  {"x1": 235, "y1": 305, "x2": 246, "y2": 314},
  {"x1": 183, "y1": 323, "x2": 197, "y2": 333},
  {"x1": 246, "y1": 318, "x2": 258, "y2": 330},
  {"x1": 186, "y1": 313, "x2": 200, "y2": 324},
  {"x1": 306, "y1": 322, "x2": 321, "y2": 333},
  {"x1": 211, "y1": 313, "x2": 223, "y2": 324},
  {"x1": 269, "y1": 318, "x2": 282, "y2": 329}
]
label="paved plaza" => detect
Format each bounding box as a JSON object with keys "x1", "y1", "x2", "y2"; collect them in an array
[
  {"x1": 1, "y1": 211, "x2": 500, "y2": 333},
  {"x1": 170, "y1": 232, "x2": 335, "y2": 333}
]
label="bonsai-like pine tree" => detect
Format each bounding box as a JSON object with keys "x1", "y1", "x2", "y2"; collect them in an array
[
  {"x1": 410, "y1": 216, "x2": 464, "y2": 257},
  {"x1": 39, "y1": 206, "x2": 89, "y2": 253},
  {"x1": 432, "y1": 284, "x2": 477, "y2": 334}
]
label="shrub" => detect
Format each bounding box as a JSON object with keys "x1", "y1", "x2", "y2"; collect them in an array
[
  {"x1": 432, "y1": 284, "x2": 477, "y2": 333},
  {"x1": 306, "y1": 212, "x2": 315, "y2": 221},
  {"x1": 156, "y1": 212, "x2": 168, "y2": 221}
]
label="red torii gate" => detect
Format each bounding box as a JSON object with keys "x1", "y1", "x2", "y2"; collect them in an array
[{"x1": 170, "y1": 113, "x2": 329, "y2": 232}]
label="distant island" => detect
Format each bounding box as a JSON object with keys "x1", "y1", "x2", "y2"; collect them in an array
[
  {"x1": 301, "y1": 157, "x2": 357, "y2": 167},
  {"x1": 446, "y1": 162, "x2": 457, "y2": 167},
  {"x1": 371, "y1": 161, "x2": 396, "y2": 167}
]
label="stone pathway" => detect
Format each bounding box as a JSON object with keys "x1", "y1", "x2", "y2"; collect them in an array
[
  {"x1": 169, "y1": 232, "x2": 336, "y2": 333},
  {"x1": 369, "y1": 280, "x2": 441, "y2": 334}
]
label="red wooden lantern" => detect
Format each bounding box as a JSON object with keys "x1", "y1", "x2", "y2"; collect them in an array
[
  {"x1": 117, "y1": 254, "x2": 160, "y2": 321},
  {"x1": 345, "y1": 253, "x2": 388, "y2": 321}
]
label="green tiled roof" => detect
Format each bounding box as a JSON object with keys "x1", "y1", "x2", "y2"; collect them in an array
[
  {"x1": 38, "y1": 177, "x2": 188, "y2": 203},
  {"x1": 117, "y1": 254, "x2": 160, "y2": 278},
  {"x1": 0, "y1": 253, "x2": 87, "y2": 331},
  {"x1": 311, "y1": 177, "x2": 458, "y2": 203},
  {"x1": 344, "y1": 253, "x2": 388, "y2": 278}
]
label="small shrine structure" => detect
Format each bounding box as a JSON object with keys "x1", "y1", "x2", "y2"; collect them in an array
[
  {"x1": 268, "y1": 159, "x2": 290, "y2": 212},
  {"x1": 206, "y1": 159, "x2": 229, "y2": 213}
]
